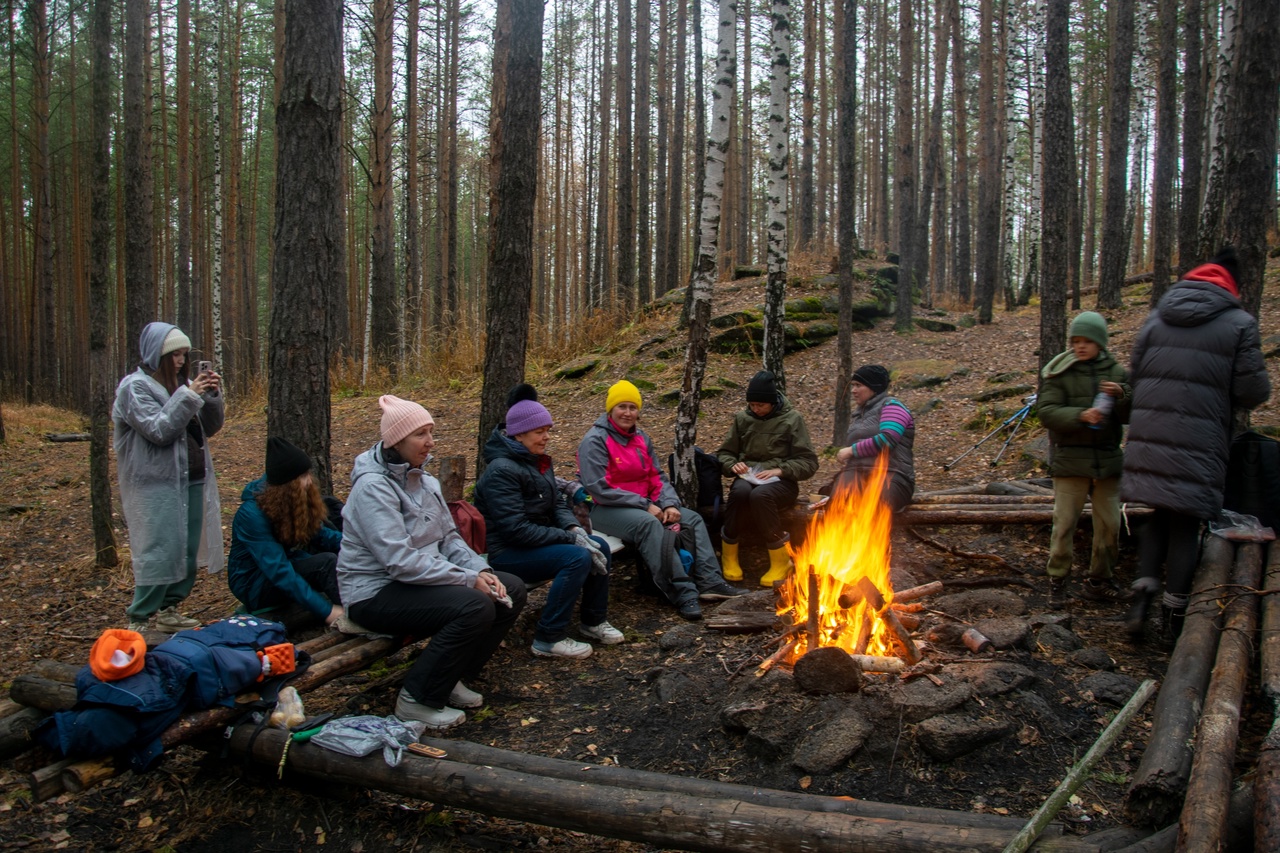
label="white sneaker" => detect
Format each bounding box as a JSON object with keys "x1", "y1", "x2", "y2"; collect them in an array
[
  {"x1": 449, "y1": 681, "x2": 484, "y2": 709},
  {"x1": 394, "y1": 690, "x2": 466, "y2": 729},
  {"x1": 579, "y1": 621, "x2": 625, "y2": 645},
  {"x1": 531, "y1": 637, "x2": 593, "y2": 658},
  {"x1": 154, "y1": 607, "x2": 201, "y2": 633}
]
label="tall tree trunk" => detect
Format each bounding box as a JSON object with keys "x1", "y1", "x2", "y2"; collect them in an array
[
  {"x1": 762, "y1": 0, "x2": 791, "y2": 384},
  {"x1": 177, "y1": 0, "x2": 193, "y2": 337},
  {"x1": 1149, "y1": 0, "x2": 1178, "y2": 303},
  {"x1": 405, "y1": 0, "x2": 421, "y2": 361},
  {"x1": 1039, "y1": 0, "x2": 1070, "y2": 376},
  {"x1": 917, "y1": 0, "x2": 948, "y2": 310},
  {"x1": 270, "y1": 0, "x2": 344, "y2": 493},
  {"x1": 124, "y1": 0, "x2": 154, "y2": 369},
  {"x1": 1096, "y1": 0, "x2": 1135, "y2": 309},
  {"x1": 1020, "y1": 0, "x2": 1044, "y2": 306},
  {"x1": 591, "y1": 0, "x2": 613, "y2": 307},
  {"x1": 478, "y1": 0, "x2": 544, "y2": 473},
  {"x1": 737, "y1": 0, "x2": 753, "y2": 265},
  {"x1": 369, "y1": 0, "x2": 397, "y2": 367},
  {"x1": 27, "y1": 0, "x2": 55, "y2": 399},
  {"x1": 1196, "y1": 0, "x2": 1237, "y2": 260},
  {"x1": 90, "y1": 0, "x2": 118, "y2": 568},
  {"x1": 636, "y1": 0, "x2": 652, "y2": 304},
  {"x1": 833, "y1": 0, "x2": 857, "y2": 446},
  {"x1": 674, "y1": 0, "x2": 736, "y2": 506},
  {"x1": 664, "y1": 0, "x2": 687, "y2": 296},
  {"x1": 894, "y1": 0, "x2": 916, "y2": 331},
  {"x1": 654, "y1": 0, "x2": 670, "y2": 295},
  {"x1": 616, "y1": 0, "x2": 634, "y2": 310},
  {"x1": 974, "y1": 0, "x2": 998, "y2": 322},
  {"x1": 1220, "y1": 0, "x2": 1280, "y2": 317},
  {"x1": 949, "y1": 0, "x2": 972, "y2": 304},
  {"x1": 999, "y1": 0, "x2": 1017, "y2": 311},
  {"x1": 1176, "y1": 0, "x2": 1203, "y2": 277},
  {"x1": 797, "y1": 0, "x2": 815, "y2": 250},
  {"x1": 210, "y1": 7, "x2": 225, "y2": 372}
]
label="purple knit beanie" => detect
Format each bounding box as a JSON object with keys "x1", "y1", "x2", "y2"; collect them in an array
[{"x1": 506, "y1": 400, "x2": 553, "y2": 436}]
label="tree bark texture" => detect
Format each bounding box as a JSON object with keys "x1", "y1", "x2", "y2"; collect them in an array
[
  {"x1": 948, "y1": 0, "x2": 972, "y2": 305},
  {"x1": 616, "y1": 0, "x2": 634, "y2": 311},
  {"x1": 1175, "y1": 0, "x2": 1203, "y2": 278},
  {"x1": 762, "y1": 0, "x2": 791, "y2": 386},
  {"x1": 123, "y1": 0, "x2": 154, "y2": 370},
  {"x1": 368, "y1": 0, "x2": 396, "y2": 367},
  {"x1": 797, "y1": 0, "x2": 815, "y2": 249},
  {"x1": 1038, "y1": 0, "x2": 1070, "y2": 376},
  {"x1": 975, "y1": 0, "x2": 998, "y2": 323},
  {"x1": 1196, "y1": 0, "x2": 1238, "y2": 262},
  {"x1": 894, "y1": 0, "x2": 915, "y2": 331},
  {"x1": 268, "y1": 0, "x2": 345, "y2": 494},
  {"x1": 1095, "y1": 0, "x2": 1135, "y2": 310},
  {"x1": 1148, "y1": 0, "x2": 1178, "y2": 305},
  {"x1": 833, "y1": 0, "x2": 856, "y2": 446}
]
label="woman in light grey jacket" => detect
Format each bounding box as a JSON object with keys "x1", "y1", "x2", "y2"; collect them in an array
[
  {"x1": 337, "y1": 395, "x2": 527, "y2": 730},
  {"x1": 113, "y1": 322, "x2": 224, "y2": 633}
]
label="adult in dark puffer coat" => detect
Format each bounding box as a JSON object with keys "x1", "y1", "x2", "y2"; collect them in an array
[{"x1": 1121, "y1": 247, "x2": 1271, "y2": 640}]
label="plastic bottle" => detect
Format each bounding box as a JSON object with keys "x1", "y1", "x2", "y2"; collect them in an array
[{"x1": 1089, "y1": 391, "x2": 1113, "y2": 429}]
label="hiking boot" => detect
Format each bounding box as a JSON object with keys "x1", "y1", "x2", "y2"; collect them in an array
[
  {"x1": 1047, "y1": 576, "x2": 1068, "y2": 610},
  {"x1": 579, "y1": 621, "x2": 625, "y2": 645},
  {"x1": 719, "y1": 541, "x2": 743, "y2": 582},
  {"x1": 448, "y1": 681, "x2": 484, "y2": 709},
  {"x1": 677, "y1": 598, "x2": 703, "y2": 621},
  {"x1": 1159, "y1": 605, "x2": 1186, "y2": 649},
  {"x1": 1079, "y1": 577, "x2": 1134, "y2": 603},
  {"x1": 698, "y1": 581, "x2": 750, "y2": 601},
  {"x1": 154, "y1": 606, "x2": 201, "y2": 633},
  {"x1": 394, "y1": 690, "x2": 465, "y2": 730},
  {"x1": 531, "y1": 637, "x2": 594, "y2": 658},
  {"x1": 126, "y1": 620, "x2": 149, "y2": 633},
  {"x1": 1125, "y1": 593, "x2": 1154, "y2": 639}
]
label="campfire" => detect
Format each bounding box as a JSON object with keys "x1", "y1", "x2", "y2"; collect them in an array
[{"x1": 774, "y1": 455, "x2": 939, "y2": 669}]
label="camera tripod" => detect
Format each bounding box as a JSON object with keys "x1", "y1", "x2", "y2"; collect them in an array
[{"x1": 944, "y1": 394, "x2": 1038, "y2": 470}]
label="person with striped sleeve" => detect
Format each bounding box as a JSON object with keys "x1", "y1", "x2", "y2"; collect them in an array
[{"x1": 834, "y1": 364, "x2": 916, "y2": 512}]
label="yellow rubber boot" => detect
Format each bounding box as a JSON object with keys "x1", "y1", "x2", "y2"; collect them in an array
[
  {"x1": 720, "y1": 541, "x2": 743, "y2": 582},
  {"x1": 760, "y1": 545, "x2": 792, "y2": 587}
]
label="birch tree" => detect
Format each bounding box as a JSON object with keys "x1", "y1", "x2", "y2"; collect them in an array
[
  {"x1": 673, "y1": 0, "x2": 736, "y2": 505},
  {"x1": 762, "y1": 0, "x2": 791, "y2": 383},
  {"x1": 124, "y1": 0, "x2": 154, "y2": 369},
  {"x1": 1020, "y1": 0, "x2": 1045, "y2": 306},
  {"x1": 1196, "y1": 0, "x2": 1238, "y2": 260}
]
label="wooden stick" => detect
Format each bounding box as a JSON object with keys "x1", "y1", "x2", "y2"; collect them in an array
[
  {"x1": 806, "y1": 565, "x2": 820, "y2": 653},
  {"x1": 911, "y1": 494, "x2": 1056, "y2": 504},
  {"x1": 1177, "y1": 543, "x2": 1264, "y2": 852},
  {"x1": 848, "y1": 654, "x2": 905, "y2": 673},
  {"x1": 879, "y1": 609, "x2": 922, "y2": 665},
  {"x1": 895, "y1": 612, "x2": 921, "y2": 631},
  {"x1": 1001, "y1": 679, "x2": 1158, "y2": 853},
  {"x1": 27, "y1": 758, "x2": 75, "y2": 802},
  {"x1": 754, "y1": 640, "x2": 797, "y2": 678},
  {"x1": 891, "y1": 581, "x2": 943, "y2": 604},
  {"x1": 907, "y1": 528, "x2": 1022, "y2": 572},
  {"x1": 891, "y1": 601, "x2": 925, "y2": 613},
  {"x1": 853, "y1": 603, "x2": 873, "y2": 655},
  {"x1": 899, "y1": 507, "x2": 1154, "y2": 525}
]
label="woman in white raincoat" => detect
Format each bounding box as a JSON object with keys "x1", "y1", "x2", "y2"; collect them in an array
[{"x1": 113, "y1": 322, "x2": 225, "y2": 632}]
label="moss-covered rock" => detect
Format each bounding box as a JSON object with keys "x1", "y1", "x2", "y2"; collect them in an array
[
  {"x1": 554, "y1": 358, "x2": 600, "y2": 380},
  {"x1": 734, "y1": 265, "x2": 765, "y2": 279},
  {"x1": 988, "y1": 371, "x2": 1025, "y2": 384},
  {"x1": 631, "y1": 378, "x2": 657, "y2": 392},
  {"x1": 710, "y1": 310, "x2": 761, "y2": 329},
  {"x1": 892, "y1": 359, "x2": 967, "y2": 390},
  {"x1": 914, "y1": 318, "x2": 957, "y2": 333},
  {"x1": 973, "y1": 384, "x2": 1035, "y2": 403}
]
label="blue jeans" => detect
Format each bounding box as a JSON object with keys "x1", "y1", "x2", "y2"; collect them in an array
[{"x1": 488, "y1": 536, "x2": 612, "y2": 644}]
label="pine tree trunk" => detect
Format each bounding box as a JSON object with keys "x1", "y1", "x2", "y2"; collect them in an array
[
  {"x1": 1039, "y1": 0, "x2": 1071, "y2": 376},
  {"x1": 763, "y1": 0, "x2": 791, "y2": 384},
  {"x1": 665, "y1": 0, "x2": 686, "y2": 297},
  {"x1": 405, "y1": 0, "x2": 421, "y2": 361},
  {"x1": 1020, "y1": 0, "x2": 1043, "y2": 307},
  {"x1": 974, "y1": 0, "x2": 998, "y2": 322},
  {"x1": 124, "y1": 0, "x2": 154, "y2": 370},
  {"x1": 654, "y1": 0, "x2": 670, "y2": 294},
  {"x1": 270, "y1": 0, "x2": 344, "y2": 494},
  {"x1": 798, "y1": 0, "x2": 815, "y2": 250},
  {"x1": 1096, "y1": 0, "x2": 1135, "y2": 309},
  {"x1": 894, "y1": 0, "x2": 916, "y2": 332},
  {"x1": 737, "y1": 0, "x2": 752, "y2": 266},
  {"x1": 369, "y1": 0, "x2": 396, "y2": 367},
  {"x1": 616, "y1": 0, "x2": 634, "y2": 310},
  {"x1": 176, "y1": 0, "x2": 193, "y2": 338},
  {"x1": 949, "y1": 0, "x2": 971, "y2": 304},
  {"x1": 917, "y1": 1, "x2": 947, "y2": 310},
  {"x1": 1176, "y1": 0, "x2": 1204, "y2": 277},
  {"x1": 636, "y1": 0, "x2": 652, "y2": 304},
  {"x1": 27, "y1": 0, "x2": 55, "y2": 400},
  {"x1": 1149, "y1": 0, "x2": 1178, "y2": 303},
  {"x1": 674, "y1": 0, "x2": 737, "y2": 506},
  {"x1": 210, "y1": 8, "x2": 225, "y2": 372},
  {"x1": 833, "y1": 0, "x2": 857, "y2": 446},
  {"x1": 591, "y1": 0, "x2": 612, "y2": 307}
]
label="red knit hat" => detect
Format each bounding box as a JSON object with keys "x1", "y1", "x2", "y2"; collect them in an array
[
  {"x1": 89, "y1": 629, "x2": 147, "y2": 681},
  {"x1": 379, "y1": 395, "x2": 434, "y2": 448}
]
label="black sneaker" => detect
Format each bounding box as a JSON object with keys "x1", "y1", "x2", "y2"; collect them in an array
[
  {"x1": 698, "y1": 581, "x2": 750, "y2": 601},
  {"x1": 1048, "y1": 576, "x2": 1068, "y2": 610},
  {"x1": 677, "y1": 599, "x2": 703, "y2": 621},
  {"x1": 1079, "y1": 577, "x2": 1134, "y2": 603}
]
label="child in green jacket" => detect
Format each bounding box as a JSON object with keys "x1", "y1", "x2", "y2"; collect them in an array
[{"x1": 1038, "y1": 312, "x2": 1132, "y2": 609}]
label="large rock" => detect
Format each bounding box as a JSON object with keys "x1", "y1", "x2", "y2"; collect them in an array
[
  {"x1": 917, "y1": 714, "x2": 1017, "y2": 761},
  {"x1": 892, "y1": 358, "x2": 968, "y2": 390},
  {"x1": 877, "y1": 678, "x2": 973, "y2": 723},
  {"x1": 973, "y1": 384, "x2": 1035, "y2": 403},
  {"x1": 1069, "y1": 647, "x2": 1116, "y2": 671},
  {"x1": 947, "y1": 662, "x2": 1037, "y2": 697},
  {"x1": 746, "y1": 713, "x2": 807, "y2": 761},
  {"x1": 554, "y1": 357, "x2": 600, "y2": 380},
  {"x1": 973, "y1": 617, "x2": 1032, "y2": 651},
  {"x1": 1079, "y1": 672, "x2": 1141, "y2": 706},
  {"x1": 721, "y1": 699, "x2": 788, "y2": 732},
  {"x1": 932, "y1": 589, "x2": 1029, "y2": 620},
  {"x1": 792, "y1": 708, "x2": 874, "y2": 774},
  {"x1": 1035, "y1": 622, "x2": 1083, "y2": 653},
  {"x1": 793, "y1": 647, "x2": 863, "y2": 694},
  {"x1": 1013, "y1": 690, "x2": 1067, "y2": 736},
  {"x1": 646, "y1": 667, "x2": 696, "y2": 703},
  {"x1": 914, "y1": 318, "x2": 958, "y2": 333}
]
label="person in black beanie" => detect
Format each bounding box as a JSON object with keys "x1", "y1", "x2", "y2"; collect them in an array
[
  {"x1": 833, "y1": 364, "x2": 916, "y2": 512},
  {"x1": 715, "y1": 371, "x2": 819, "y2": 586},
  {"x1": 227, "y1": 437, "x2": 345, "y2": 625}
]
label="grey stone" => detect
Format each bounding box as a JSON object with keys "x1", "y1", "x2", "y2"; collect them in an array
[
  {"x1": 915, "y1": 318, "x2": 957, "y2": 333},
  {"x1": 792, "y1": 708, "x2": 874, "y2": 774},
  {"x1": 793, "y1": 647, "x2": 863, "y2": 695},
  {"x1": 947, "y1": 662, "x2": 1038, "y2": 697},
  {"x1": 933, "y1": 589, "x2": 1029, "y2": 620},
  {"x1": 746, "y1": 714, "x2": 806, "y2": 761},
  {"x1": 889, "y1": 566, "x2": 920, "y2": 592},
  {"x1": 1028, "y1": 611, "x2": 1074, "y2": 630},
  {"x1": 646, "y1": 668, "x2": 696, "y2": 703},
  {"x1": 878, "y1": 679, "x2": 974, "y2": 723},
  {"x1": 1036, "y1": 623, "x2": 1083, "y2": 653},
  {"x1": 657, "y1": 625, "x2": 700, "y2": 651},
  {"x1": 721, "y1": 700, "x2": 786, "y2": 732},
  {"x1": 917, "y1": 714, "x2": 1017, "y2": 761},
  {"x1": 974, "y1": 617, "x2": 1033, "y2": 650},
  {"x1": 1069, "y1": 647, "x2": 1116, "y2": 671},
  {"x1": 1080, "y1": 672, "x2": 1141, "y2": 706},
  {"x1": 1013, "y1": 690, "x2": 1067, "y2": 736},
  {"x1": 1021, "y1": 435, "x2": 1051, "y2": 466}
]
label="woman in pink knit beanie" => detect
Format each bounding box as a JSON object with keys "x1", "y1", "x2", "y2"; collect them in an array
[{"x1": 335, "y1": 395, "x2": 527, "y2": 731}]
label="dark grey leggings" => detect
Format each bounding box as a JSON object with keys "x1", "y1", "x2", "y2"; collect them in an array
[{"x1": 1137, "y1": 509, "x2": 1203, "y2": 608}]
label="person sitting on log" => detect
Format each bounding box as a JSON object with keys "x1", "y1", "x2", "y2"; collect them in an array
[
  {"x1": 577, "y1": 380, "x2": 748, "y2": 623},
  {"x1": 714, "y1": 370, "x2": 819, "y2": 588},
  {"x1": 227, "y1": 437, "x2": 345, "y2": 626},
  {"x1": 1038, "y1": 311, "x2": 1132, "y2": 610},
  {"x1": 475, "y1": 395, "x2": 622, "y2": 659},
  {"x1": 337, "y1": 395, "x2": 528, "y2": 730},
  {"x1": 833, "y1": 365, "x2": 916, "y2": 512}
]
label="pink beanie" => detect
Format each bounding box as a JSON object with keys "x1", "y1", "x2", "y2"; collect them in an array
[{"x1": 379, "y1": 395, "x2": 434, "y2": 448}]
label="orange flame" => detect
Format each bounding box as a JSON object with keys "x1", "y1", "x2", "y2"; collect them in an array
[{"x1": 778, "y1": 453, "x2": 895, "y2": 660}]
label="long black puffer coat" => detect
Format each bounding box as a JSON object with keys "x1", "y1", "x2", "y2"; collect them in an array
[{"x1": 1120, "y1": 274, "x2": 1271, "y2": 518}]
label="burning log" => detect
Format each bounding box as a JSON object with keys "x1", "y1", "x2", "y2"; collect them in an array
[
  {"x1": 1125, "y1": 535, "x2": 1234, "y2": 827},
  {"x1": 806, "y1": 566, "x2": 821, "y2": 653},
  {"x1": 880, "y1": 609, "x2": 923, "y2": 665},
  {"x1": 891, "y1": 601, "x2": 925, "y2": 613},
  {"x1": 1176, "y1": 542, "x2": 1263, "y2": 852},
  {"x1": 754, "y1": 640, "x2": 797, "y2": 678},
  {"x1": 890, "y1": 581, "x2": 944, "y2": 604},
  {"x1": 852, "y1": 603, "x2": 874, "y2": 655},
  {"x1": 895, "y1": 612, "x2": 922, "y2": 631}
]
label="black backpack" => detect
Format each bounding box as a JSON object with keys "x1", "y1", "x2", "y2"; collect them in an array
[
  {"x1": 1223, "y1": 430, "x2": 1280, "y2": 532},
  {"x1": 667, "y1": 447, "x2": 724, "y2": 514}
]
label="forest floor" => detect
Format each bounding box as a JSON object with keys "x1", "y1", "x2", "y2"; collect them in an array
[{"x1": 2, "y1": 254, "x2": 1280, "y2": 852}]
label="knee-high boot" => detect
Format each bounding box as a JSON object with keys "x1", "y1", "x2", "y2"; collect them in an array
[
  {"x1": 719, "y1": 540, "x2": 743, "y2": 582},
  {"x1": 760, "y1": 544, "x2": 792, "y2": 587}
]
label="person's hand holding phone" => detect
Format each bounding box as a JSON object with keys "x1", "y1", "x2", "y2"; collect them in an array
[{"x1": 190, "y1": 360, "x2": 221, "y2": 395}]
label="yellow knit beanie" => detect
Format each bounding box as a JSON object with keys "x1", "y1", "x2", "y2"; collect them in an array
[{"x1": 605, "y1": 380, "x2": 643, "y2": 414}]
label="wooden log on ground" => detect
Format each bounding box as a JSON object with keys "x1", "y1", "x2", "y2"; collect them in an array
[
  {"x1": 849, "y1": 654, "x2": 905, "y2": 673},
  {"x1": 986, "y1": 481, "x2": 1056, "y2": 497},
  {"x1": 879, "y1": 609, "x2": 922, "y2": 664},
  {"x1": 223, "y1": 727, "x2": 1100, "y2": 852},
  {"x1": 43, "y1": 432, "x2": 91, "y2": 442},
  {"x1": 1260, "y1": 541, "x2": 1280, "y2": 700},
  {"x1": 1125, "y1": 535, "x2": 1234, "y2": 827},
  {"x1": 897, "y1": 507, "x2": 1154, "y2": 525},
  {"x1": 28, "y1": 759, "x2": 75, "y2": 801},
  {"x1": 309, "y1": 635, "x2": 369, "y2": 663},
  {"x1": 1255, "y1": 716, "x2": 1280, "y2": 851},
  {"x1": 33, "y1": 659, "x2": 81, "y2": 682},
  {"x1": 1177, "y1": 542, "x2": 1263, "y2": 852},
  {"x1": 704, "y1": 611, "x2": 780, "y2": 632},
  {"x1": 891, "y1": 581, "x2": 943, "y2": 604},
  {"x1": 0, "y1": 706, "x2": 49, "y2": 761},
  {"x1": 912, "y1": 494, "x2": 1056, "y2": 505},
  {"x1": 9, "y1": 675, "x2": 77, "y2": 711},
  {"x1": 1, "y1": 697, "x2": 29, "y2": 720}
]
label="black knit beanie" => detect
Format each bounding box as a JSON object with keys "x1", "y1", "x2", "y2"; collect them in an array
[
  {"x1": 1209, "y1": 245, "x2": 1240, "y2": 286},
  {"x1": 265, "y1": 437, "x2": 312, "y2": 486},
  {"x1": 852, "y1": 364, "x2": 891, "y2": 394},
  {"x1": 746, "y1": 370, "x2": 779, "y2": 403}
]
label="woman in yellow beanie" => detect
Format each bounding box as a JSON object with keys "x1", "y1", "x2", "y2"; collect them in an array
[{"x1": 577, "y1": 381, "x2": 747, "y2": 621}]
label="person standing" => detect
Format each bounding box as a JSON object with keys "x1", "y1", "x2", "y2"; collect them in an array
[
  {"x1": 113, "y1": 322, "x2": 224, "y2": 632},
  {"x1": 1121, "y1": 247, "x2": 1271, "y2": 640},
  {"x1": 715, "y1": 370, "x2": 819, "y2": 587},
  {"x1": 1037, "y1": 312, "x2": 1132, "y2": 609}
]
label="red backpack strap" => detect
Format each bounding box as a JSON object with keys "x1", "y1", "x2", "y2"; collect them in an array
[{"x1": 448, "y1": 500, "x2": 487, "y2": 554}]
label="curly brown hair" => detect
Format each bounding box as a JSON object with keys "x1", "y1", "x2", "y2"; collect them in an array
[{"x1": 257, "y1": 475, "x2": 329, "y2": 548}]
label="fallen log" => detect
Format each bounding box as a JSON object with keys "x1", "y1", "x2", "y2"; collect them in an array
[
  {"x1": 0, "y1": 705, "x2": 48, "y2": 761},
  {"x1": 1124, "y1": 535, "x2": 1233, "y2": 827},
  {"x1": 986, "y1": 481, "x2": 1056, "y2": 497},
  {"x1": 223, "y1": 727, "x2": 1100, "y2": 852},
  {"x1": 912, "y1": 494, "x2": 1056, "y2": 505},
  {"x1": 27, "y1": 759, "x2": 75, "y2": 802},
  {"x1": 1255, "y1": 716, "x2": 1280, "y2": 851},
  {"x1": 849, "y1": 654, "x2": 905, "y2": 673},
  {"x1": 43, "y1": 432, "x2": 91, "y2": 442},
  {"x1": 1260, "y1": 541, "x2": 1280, "y2": 700},
  {"x1": 879, "y1": 609, "x2": 922, "y2": 664},
  {"x1": 897, "y1": 507, "x2": 1154, "y2": 525},
  {"x1": 890, "y1": 581, "x2": 944, "y2": 604},
  {"x1": 1176, "y1": 542, "x2": 1263, "y2": 852},
  {"x1": 10, "y1": 674, "x2": 77, "y2": 711},
  {"x1": 704, "y1": 611, "x2": 780, "y2": 632}
]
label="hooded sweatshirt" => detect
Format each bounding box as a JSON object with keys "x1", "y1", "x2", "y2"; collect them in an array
[
  {"x1": 1120, "y1": 270, "x2": 1271, "y2": 517},
  {"x1": 474, "y1": 427, "x2": 580, "y2": 556},
  {"x1": 577, "y1": 413, "x2": 680, "y2": 510},
  {"x1": 337, "y1": 442, "x2": 490, "y2": 607},
  {"x1": 112, "y1": 321, "x2": 224, "y2": 585},
  {"x1": 715, "y1": 394, "x2": 819, "y2": 481}
]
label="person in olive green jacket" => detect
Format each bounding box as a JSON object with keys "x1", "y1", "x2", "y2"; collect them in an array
[
  {"x1": 715, "y1": 371, "x2": 819, "y2": 586},
  {"x1": 1038, "y1": 311, "x2": 1132, "y2": 609}
]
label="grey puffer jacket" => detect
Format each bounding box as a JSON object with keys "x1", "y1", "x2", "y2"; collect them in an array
[
  {"x1": 337, "y1": 442, "x2": 490, "y2": 607},
  {"x1": 1120, "y1": 278, "x2": 1271, "y2": 518}
]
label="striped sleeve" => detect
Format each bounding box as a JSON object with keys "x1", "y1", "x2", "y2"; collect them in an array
[{"x1": 852, "y1": 400, "x2": 913, "y2": 457}]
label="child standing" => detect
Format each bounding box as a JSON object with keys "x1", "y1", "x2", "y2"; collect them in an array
[{"x1": 1038, "y1": 312, "x2": 1131, "y2": 609}]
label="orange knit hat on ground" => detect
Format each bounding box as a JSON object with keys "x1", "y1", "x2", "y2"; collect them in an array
[{"x1": 89, "y1": 629, "x2": 147, "y2": 681}]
